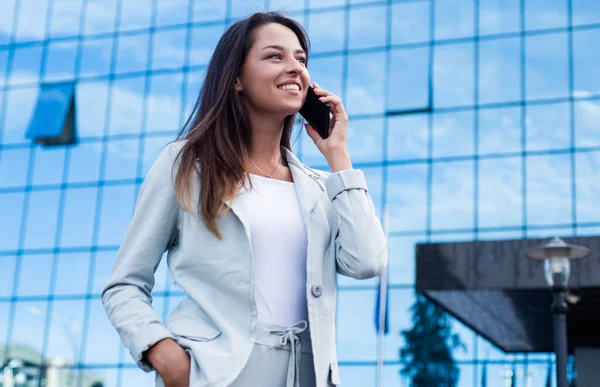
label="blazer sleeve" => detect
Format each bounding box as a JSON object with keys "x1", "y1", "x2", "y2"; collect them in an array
[
  {"x1": 101, "y1": 142, "x2": 181, "y2": 372},
  {"x1": 324, "y1": 169, "x2": 388, "y2": 280}
]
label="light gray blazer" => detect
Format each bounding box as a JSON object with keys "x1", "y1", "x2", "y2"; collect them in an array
[{"x1": 101, "y1": 141, "x2": 388, "y2": 387}]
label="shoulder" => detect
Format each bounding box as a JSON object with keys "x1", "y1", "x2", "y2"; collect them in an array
[{"x1": 146, "y1": 139, "x2": 187, "y2": 184}]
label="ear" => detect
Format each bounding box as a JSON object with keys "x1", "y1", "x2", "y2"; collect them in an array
[{"x1": 234, "y1": 77, "x2": 243, "y2": 94}]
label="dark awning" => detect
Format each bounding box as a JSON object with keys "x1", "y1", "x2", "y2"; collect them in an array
[{"x1": 416, "y1": 236, "x2": 600, "y2": 353}]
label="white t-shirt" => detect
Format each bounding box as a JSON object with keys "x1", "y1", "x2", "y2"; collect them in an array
[{"x1": 238, "y1": 173, "x2": 309, "y2": 327}]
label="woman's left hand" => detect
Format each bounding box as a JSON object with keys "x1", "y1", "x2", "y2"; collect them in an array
[{"x1": 304, "y1": 82, "x2": 352, "y2": 172}]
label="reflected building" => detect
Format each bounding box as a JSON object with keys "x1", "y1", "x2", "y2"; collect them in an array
[{"x1": 0, "y1": 0, "x2": 599, "y2": 386}]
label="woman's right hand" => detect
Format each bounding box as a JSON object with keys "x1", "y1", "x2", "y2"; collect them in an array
[{"x1": 145, "y1": 338, "x2": 191, "y2": 387}]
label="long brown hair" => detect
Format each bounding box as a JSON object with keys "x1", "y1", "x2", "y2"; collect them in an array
[{"x1": 172, "y1": 12, "x2": 310, "y2": 240}]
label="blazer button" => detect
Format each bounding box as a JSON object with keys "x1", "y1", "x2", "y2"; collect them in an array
[{"x1": 311, "y1": 284, "x2": 323, "y2": 298}]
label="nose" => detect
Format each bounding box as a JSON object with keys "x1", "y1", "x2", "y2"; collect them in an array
[{"x1": 285, "y1": 57, "x2": 306, "y2": 74}]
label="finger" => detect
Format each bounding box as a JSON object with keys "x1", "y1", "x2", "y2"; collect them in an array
[
  {"x1": 318, "y1": 95, "x2": 347, "y2": 120},
  {"x1": 304, "y1": 123, "x2": 320, "y2": 143}
]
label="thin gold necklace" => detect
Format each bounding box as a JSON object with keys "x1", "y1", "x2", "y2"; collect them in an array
[{"x1": 248, "y1": 153, "x2": 282, "y2": 178}]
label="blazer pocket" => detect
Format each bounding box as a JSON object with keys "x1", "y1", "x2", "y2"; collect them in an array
[
  {"x1": 329, "y1": 360, "x2": 341, "y2": 386},
  {"x1": 167, "y1": 318, "x2": 222, "y2": 342}
]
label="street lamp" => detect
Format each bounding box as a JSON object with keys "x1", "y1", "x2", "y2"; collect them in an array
[{"x1": 525, "y1": 237, "x2": 591, "y2": 387}]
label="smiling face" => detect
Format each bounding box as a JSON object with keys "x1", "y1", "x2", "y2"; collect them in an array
[{"x1": 234, "y1": 23, "x2": 310, "y2": 119}]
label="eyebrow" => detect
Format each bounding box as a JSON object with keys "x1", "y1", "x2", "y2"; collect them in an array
[{"x1": 261, "y1": 45, "x2": 306, "y2": 55}]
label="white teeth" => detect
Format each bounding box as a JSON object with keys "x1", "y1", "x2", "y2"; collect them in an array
[{"x1": 278, "y1": 84, "x2": 300, "y2": 91}]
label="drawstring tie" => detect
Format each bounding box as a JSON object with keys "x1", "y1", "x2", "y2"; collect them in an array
[{"x1": 269, "y1": 320, "x2": 308, "y2": 387}]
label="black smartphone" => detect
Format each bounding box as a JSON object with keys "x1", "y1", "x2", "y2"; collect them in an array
[{"x1": 299, "y1": 85, "x2": 331, "y2": 139}]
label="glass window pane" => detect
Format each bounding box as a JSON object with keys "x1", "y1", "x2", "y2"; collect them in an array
[
  {"x1": 84, "y1": 299, "x2": 122, "y2": 364},
  {"x1": 156, "y1": 0, "x2": 190, "y2": 27},
  {"x1": 0, "y1": 50, "x2": 8, "y2": 88},
  {"x1": 432, "y1": 110, "x2": 474, "y2": 157},
  {"x1": 269, "y1": 0, "x2": 305, "y2": 11},
  {"x1": 15, "y1": 0, "x2": 50, "y2": 42},
  {"x1": 525, "y1": 0, "x2": 567, "y2": 31},
  {"x1": 43, "y1": 40, "x2": 78, "y2": 82},
  {"x1": 391, "y1": 1, "x2": 430, "y2": 45},
  {"x1": 339, "y1": 365, "x2": 375, "y2": 387},
  {"x1": 572, "y1": 0, "x2": 600, "y2": 25},
  {"x1": 67, "y1": 142, "x2": 102, "y2": 183},
  {"x1": 84, "y1": 0, "x2": 119, "y2": 36},
  {"x1": 526, "y1": 154, "x2": 572, "y2": 226},
  {"x1": 576, "y1": 151, "x2": 600, "y2": 223},
  {"x1": 97, "y1": 184, "x2": 137, "y2": 246},
  {"x1": 79, "y1": 37, "x2": 114, "y2": 78},
  {"x1": 16, "y1": 254, "x2": 53, "y2": 296},
  {"x1": 0, "y1": 255, "x2": 16, "y2": 297},
  {"x1": 434, "y1": 0, "x2": 474, "y2": 40},
  {"x1": 346, "y1": 117, "x2": 384, "y2": 164},
  {"x1": 387, "y1": 164, "x2": 428, "y2": 232},
  {"x1": 10, "y1": 301, "x2": 48, "y2": 364},
  {"x1": 383, "y1": 288, "x2": 415, "y2": 361},
  {"x1": 479, "y1": 0, "x2": 520, "y2": 35},
  {"x1": 115, "y1": 33, "x2": 150, "y2": 75},
  {"x1": 76, "y1": 82, "x2": 110, "y2": 138},
  {"x1": 45, "y1": 299, "x2": 86, "y2": 364},
  {"x1": 49, "y1": 0, "x2": 84, "y2": 38},
  {"x1": 230, "y1": 0, "x2": 267, "y2": 19},
  {"x1": 31, "y1": 146, "x2": 66, "y2": 186},
  {"x1": 24, "y1": 189, "x2": 61, "y2": 249},
  {"x1": 0, "y1": 0, "x2": 16, "y2": 45},
  {"x1": 79, "y1": 368, "x2": 119, "y2": 387},
  {"x1": 433, "y1": 42, "x2": 474, "y2": 108},
  {"x1": 573, "y1": 29, "x2": 600, "y2": 96},
  {"x1": 307, "y1": 55, "x2": 344, "y2": 102},
  {"x1": 525, "y1": 33, "x2": 569, "y2": 100},
  {"x1": 337, "y1": 289, "x2": 377, "y2": 361},
  {"x1": 431, "y1": 160, "x2": 474, "y2": 230},
  {"x1": 307, "y1": 10, "x2": 345, "y2": 54},
  {"x1": 478, "y1": 157, "x2": 522, "y2": 228},
  {"x1": 388, "y1": 47, "x2": 429, "y2": 111},
  {"x1": 118, "y1": 367, "x2": 156, "y2": 385},
  {"x1": 526, "y1": 102, "x2": 570, "y2": 151},
  {"x1": 2, "y1": 87, "x2": 39, "y2": 145},
  {"x1": 193, "y1": 0, "x2": 227, "y2": 22},
  {"x1": 0, "y1": 302, "x2": 9, "y2": 363},
  {"x1": 479, "y1": 106, "x2": 521, "y2": 155},
  {"x1": 575, "y1": 99, "x2": 600, "y2": 148},
  {"x1": 146, "y1": 72, "x2": 184, "y2": 133},
  {"x1": 0, "y1": 193, "x2": 25, "y2": 252},
  {"x1": 189, "y1": 24, "x2": 225, "y2": 66},
  {"x1": 53, "y1": 252, "x2": 92, "y2": 295},
  {"x1": 91, "y1": 250, "x2": 117, "y2": 294},
  {"x1": 105, "y1": 138, "x2": 140, "y2": 181},
  {"x1": 388, "y1": 235, "x2": 424, "y2": 285},
  {"x1": 348, "y1": 6, "x2": 386, "y2": 50},
  {"x1": 119, "y1": 0, "x2": 152, "y2": 32},
  {"x1": 108, "y1": 76, "x2": 145, "y2": 135},
  {"x1": 309, "y1": 0, "x2": 344, "y2": 9},
  {"x1": 10, "y1": 45, "x2": 43, "y2": 85},
  {"x1": 387, "y1": 114, "x2": 428, "y2": 161},
  {"x1": 478, "y1": 37, "x2": 520, "y2": 105},
  {"x1": 152, "y1": 28, "x2": 187, "y2": 70},
  {"x1": 0, "y1": 147, "x2": 31, "y2": 188},
  {"x1": 347, "y1": 51, "x2": 386, "y2": 115}
]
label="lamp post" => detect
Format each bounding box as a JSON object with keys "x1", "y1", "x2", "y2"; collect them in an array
[{"x1": 525, "y1": 237, "x2": 591, "y2": 387}]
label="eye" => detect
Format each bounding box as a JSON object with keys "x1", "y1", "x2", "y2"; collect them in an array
[
  {"x1": 267, "y1": 53, "x2": 283, "y2": 60},
  {"x1": 297, "y1": 56, "x2": 307, "y2": 64}
]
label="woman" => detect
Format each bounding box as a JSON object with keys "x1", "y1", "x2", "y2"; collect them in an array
[{"x1": 102, "y1": 11, "x2": 387, "y2": 387}]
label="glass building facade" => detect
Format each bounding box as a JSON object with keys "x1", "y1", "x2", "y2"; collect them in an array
[{"x1": 0, "y1": 0, "x2": 599, "y2": 386}]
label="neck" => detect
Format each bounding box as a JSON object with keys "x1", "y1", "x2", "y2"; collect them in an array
[{"x1": 246, "y1": 110, "x2": 288, "y2": 165}]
